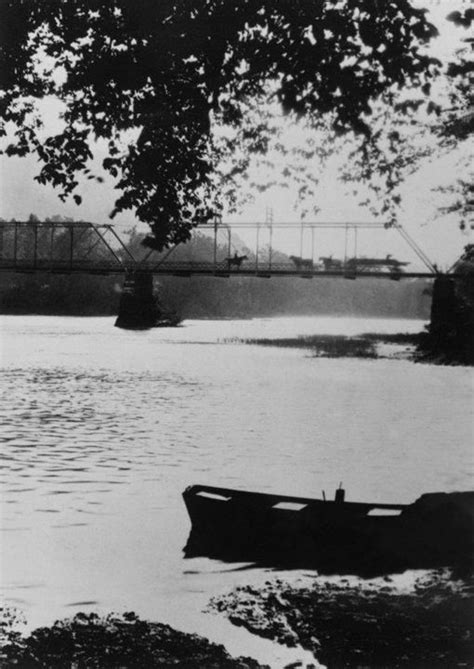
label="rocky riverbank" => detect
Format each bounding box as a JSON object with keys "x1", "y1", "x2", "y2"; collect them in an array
[
  {"x1": 210, "y1": 570, "x2": 474, "y2": 668},
  {"x1": 0, "y1": 610, "x2": 269, "y2": 669},
  {"x1": 2, "y1": 571, "x2": 472, "y2": 668}
]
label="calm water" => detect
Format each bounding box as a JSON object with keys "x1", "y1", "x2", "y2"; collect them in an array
[{"x1": 0, "y1": 315, "x2": 472, "y2": 645}]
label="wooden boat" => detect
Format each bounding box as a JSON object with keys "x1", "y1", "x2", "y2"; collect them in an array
[{"x1": 183, "y1": 485, "x2": 474, "y2": 573}]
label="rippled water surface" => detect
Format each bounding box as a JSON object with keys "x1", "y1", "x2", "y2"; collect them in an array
[{"x1": 0, "y1": 315, "x2": 472, "y2": 635}]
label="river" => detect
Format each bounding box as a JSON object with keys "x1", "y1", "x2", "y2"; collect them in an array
[{"x1": 0, "y1": 315, "x2": 472, "y2": 662}]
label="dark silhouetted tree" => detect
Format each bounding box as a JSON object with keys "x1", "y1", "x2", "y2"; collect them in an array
[{"x1": 1, "y1": 0, "x2": 440, "y2": 248}]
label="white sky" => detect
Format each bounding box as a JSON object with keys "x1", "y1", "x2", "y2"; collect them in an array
[{"x1": 0, "y1": 0, "x2": 472, "y2": 269}]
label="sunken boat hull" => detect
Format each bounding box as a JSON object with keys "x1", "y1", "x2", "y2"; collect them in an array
[{"x1": 183, "y1": 485, "x2": 474, "y2": 574}]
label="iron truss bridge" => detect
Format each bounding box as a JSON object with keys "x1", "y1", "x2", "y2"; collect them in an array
[{"x1": 0, "y1": 219, "x2": 459, "y2": 280}]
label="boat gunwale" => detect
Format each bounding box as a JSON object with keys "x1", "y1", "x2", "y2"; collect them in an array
[{"x1": 183, "y1": 484, "x2": 409, "y2": 512}]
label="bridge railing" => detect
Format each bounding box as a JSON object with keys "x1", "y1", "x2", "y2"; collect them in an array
[
  {"x1": 0, "y1": 256, "x2": 440, "y2": 279},
  {"x1": 0, "y1": 219, "x2": 450, "y2": 279}
]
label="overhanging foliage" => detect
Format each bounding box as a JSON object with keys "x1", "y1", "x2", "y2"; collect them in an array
[{"x1": 0, "y1": 0, "x2": 441, "y2": 248}]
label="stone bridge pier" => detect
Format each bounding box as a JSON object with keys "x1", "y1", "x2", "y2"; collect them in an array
[
  {"x1": 115, "y1": 272, "x2": 161, "y2": 330},
  {"x1": 427, "y1": 275, "x2": 474, "y2": 364}
]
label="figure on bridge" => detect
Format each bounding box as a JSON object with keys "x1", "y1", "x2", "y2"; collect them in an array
[
  {"x1": 319, "y1": 256, "x2": 343, "y2": 271},
  {"x1": 226, "y1": 253, "x2": 248, "y2": 269},
  {"x1": 289, "y1": 255, "x2": 314, "y2": 270}
]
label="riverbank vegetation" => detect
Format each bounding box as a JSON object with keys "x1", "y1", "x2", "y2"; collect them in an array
[
  {"x1": 238, "y1": 333, "x2": 421, "y2": 360},
  {"x1": 0, "y1": 610, "x2": 266, "y2": 669},
  {"x1": 240, "y1": 329, "x2": 474, "y2": 365}
]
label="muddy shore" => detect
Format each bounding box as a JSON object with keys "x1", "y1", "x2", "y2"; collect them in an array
[
  {"x1": 2, "y1": 571, "x2": 472, "y2": 668},
  {"x1": 0, "y1": 609, "x2": 270, "y2": 669},
  {"x1": 211, "y1": 570, "x2": 474, "y2": 668}
]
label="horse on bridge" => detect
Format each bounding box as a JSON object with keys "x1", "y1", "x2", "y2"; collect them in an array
[
  {"x1": 289, "y1": 255, "x2": 313, "y2": 270},
  {"x1": 226, "y1": 253, "x2": 248, "y2": 269},
  {"x1": 319, "y1": 256, "x2": 343, "y2": 271}
]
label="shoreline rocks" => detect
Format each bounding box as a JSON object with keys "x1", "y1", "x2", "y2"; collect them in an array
[
  {"x1": 2, "y1": 571, "x2": 473, "y2": 667},
  {"x1": 0, "y1": 610, "x2": 269, "y2": 669},
  {"x1": 210, "y1": 570, "x2": 474, "y2": 668}
]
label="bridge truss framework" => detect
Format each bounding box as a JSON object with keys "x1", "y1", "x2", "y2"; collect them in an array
[{"x1": 0, "y1": 219, "x2": 455, "y2": 280}]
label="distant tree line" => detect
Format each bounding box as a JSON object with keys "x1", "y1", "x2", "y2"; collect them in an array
[{"x1": 0, "y1": 219, "x2": 431, "y2": 320}]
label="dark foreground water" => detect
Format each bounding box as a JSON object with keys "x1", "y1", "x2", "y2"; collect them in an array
[{"x1": 0, "y1": 315, "x2": 472, "y2": 662}]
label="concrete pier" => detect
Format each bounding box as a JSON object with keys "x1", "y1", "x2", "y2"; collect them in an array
[
  {"x1": 426, "y1": 274, "x2": 474, "y2": 363},
  {"x1": 115, "y1": 272, "x2": 161, "y2": 330}
]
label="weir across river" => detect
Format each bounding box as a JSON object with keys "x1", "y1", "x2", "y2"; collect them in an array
[{"x1": 0, "y1": 219, "x2": 456, "y2": 280}]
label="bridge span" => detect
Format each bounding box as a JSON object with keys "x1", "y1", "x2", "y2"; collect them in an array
[{"x1": 0, "y1": 219, "x2": 455, "y2": 280}]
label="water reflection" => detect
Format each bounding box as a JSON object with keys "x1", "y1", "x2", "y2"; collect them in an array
[{"x1": 0, "y1": 315, "x2": 472, "y2": 631}]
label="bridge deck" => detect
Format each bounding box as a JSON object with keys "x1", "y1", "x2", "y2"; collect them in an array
[
  {"x1": 0, "y1": 258, "x2": 446, "y2": 279},
  {"x1": 0, "y1": 220, "x2": 465, "y2": 279}
]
